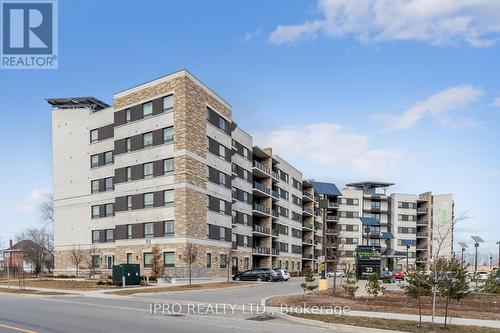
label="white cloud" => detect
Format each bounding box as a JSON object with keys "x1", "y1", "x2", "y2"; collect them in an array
[
  {"x1": 17, "y1": 189, "x2": 51, "y2": 212},
  {"x1": 269, "y1": 0, "x2": 500, "y2": 47},
  {"x1": 490, "y1": 97, "x2": 500, "y2": 108},
  {"x1": 375, "y1": 85, "x2": 483, "y2": 131},
  {"x1": 244, "y1": 29, "x2": 261, "y2": 42},
  {"x1": 253, "y1": 123, "x2": 406, "y2": 176}
]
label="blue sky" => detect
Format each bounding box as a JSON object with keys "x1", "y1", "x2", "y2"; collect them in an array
[{"x1": 0, "y1": 0, "x2": 499, "y2": 259}]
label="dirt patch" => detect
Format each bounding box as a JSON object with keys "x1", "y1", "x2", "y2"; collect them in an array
[
  {"x1": 267, "y1": 290, "x2": 500, "y2": 321},
  {"x1": 1, "y1": 278, "x2": 118, "y2": 291},
  {"x1": 107, "y1": 281, "x2": 254, "y2": 296},
  {"x1": 293, "y1": 314, "x2": 500, "y2": 333},
  {"x1": 0, "y1": 287, "x2": 69, "y2": 296}
]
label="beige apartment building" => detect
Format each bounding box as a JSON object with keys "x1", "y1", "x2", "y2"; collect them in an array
[{"x1": 50, "y1": 70, "x2": 453, "y2": 276}]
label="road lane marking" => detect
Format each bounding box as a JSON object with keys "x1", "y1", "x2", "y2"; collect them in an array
[{"x1": 0, "y1": 323, "x2": 38, "y2": 333}]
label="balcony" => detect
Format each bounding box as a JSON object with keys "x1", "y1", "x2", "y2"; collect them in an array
[
  {"x1": 325, "y1": 228, "x2": 337, "y2": 235},
  {"x1": 302, "y1": 254, "x2": 313, "y2": 259},
  {"x1": 302, "y1": 238, "x2": 313, "y2": 245},
  {"x1": 417, "y1": 208, "x2": 429, "y2": 214},
  {"x1": 416, "y1": 219, "x2": 429, "y2": 226},
  {"x1": 271, "y1": 248, "x2": 280, "y2": 256},
  {"x1": 302, "y1": 191, "x2": 314, "y2": 202},
  {"x1": 271, "y1": 170, "x2": 279, "y2": 180},
  {"x1": 416, "y1": 232, "x2": 428, "y2": 238},
  {"x1": 303, "y1": 208, "x2": 314, "y2": 216},
  {"x1": 271, "y1": 229, "x2": 279, "y2": 237},
  {"x1": 253, "y1": 182, "x2": 271, "y2": 197},
  {"x1": 252, "y1": 246, "x2": 270, "y2": 255},
  {"x1": 252, "y1": 224, "x2": 270, "y2": 235},
  {"x1": 271, "y1": 190, "x2": 280, "y2": 200},
  {"x1": 271, "y1": 209, "x2": 279, "y2": 219},
  {"x1": 328, "y1": 202, "x2": 339, "y2": 209},
  {"x1": 253, "y1": 161, "x2": 271, "y2": 177},
  {"x1": 302, "y1": 222, "x2": 314, "y2": 230},
  {"x1": 253, "y1": 203, "x2": 271, "y2": 217},
  {"x1": 416, "y1": 244, "x2": 428, "y2": 250},
  {"x1": 326, "y1": 215, "x2": 339, "y2": 221}
]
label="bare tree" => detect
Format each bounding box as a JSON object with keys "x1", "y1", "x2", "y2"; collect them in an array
[
  {"x1": 69, "y1": 246, "x2": 85, "y2": 277},
  {"x1": 223, "y1": 250, "x2": 233, "y2": 282},
  {"x1": 326, "y1": 236, "x2": 344, "y2": 295},
  {"x1": 39, "y1": 193, "x2": 54, "y2": 225},
  {"x1": 16, "y1": 227, "x2": 53, "y2": 277},
  {"x1": 85, "y1": 245, "x2": 99, "y2": 278},
  {"x1": 150, "y1": 245, "x2": 162, "y2": 279},
  {"x1": 178, "y1": 243, "x2": 198, "y2": 285}
]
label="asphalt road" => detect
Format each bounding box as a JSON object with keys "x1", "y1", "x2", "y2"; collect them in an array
[{"x1": 0, "y1": 278, "x2": 359, "y2": 333}]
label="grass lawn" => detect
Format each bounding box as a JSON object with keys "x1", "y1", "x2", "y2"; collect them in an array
[
  {"x1": 0, "y1": 279, "x2": 118, "y2": 291},
  {"x1": 293, "y1": 314, "x2": 500, "y2": 333},
  {"x1": 107, "y1": 281, "x2": 254, "y2": 296},
  {"x1": 267, "y1": 290, "x2": 500, "y2": 321},
  {"x1": 0, "y1": 287, "x2": 69, "y2": 296}
]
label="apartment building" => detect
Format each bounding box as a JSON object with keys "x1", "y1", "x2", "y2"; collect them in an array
[{"x1": 50, "y1": 70, "x2": 454, "y2": 276}]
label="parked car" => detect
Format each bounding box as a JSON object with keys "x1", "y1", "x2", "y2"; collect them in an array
[
  {"x1": 474, "y1": 271, "x2": 490, "y2": 281},
  {"x1": 232, "y1": 269, "x2": 272, "y2": 282},
  {"x1": 272, "y1": 269, "x2": 284, "y2": 281},
  {"x1": 393, "y1": 270, "x2": 405, "y2": 280},
  {"x1": 274, "y1": 269, "x2": 290, "y2": 281},
  {"x1": 381, "y1": 271, "x2": 395, "y2": 283},
  {"x1": 253, "y1": 268, "x2": 281, "y2": 281},
  {"x1": 326, "y1": 270, "x2": 344, "y2": 278}
]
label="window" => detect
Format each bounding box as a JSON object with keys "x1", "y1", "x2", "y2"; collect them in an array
[
  {"x1": 91, "y1": 180, "x2": 99, "y2": 193},
  {"x1": 90, "y1": 129, "x2": 98, "y2": 143},
  {"x1": 143, "y1": 162, "x2": 153, "y2": 178},
  {"x1": 243, "y1": 236, "x2": 248, "y2": 247},
  {"x1": 104, "y1": 151, "x2": 113, "y2": 164},
  {"x1": 164, "y1": 252, "x2": 175, "y2": 267},
  {"x1": 105, "y1": 203, "x2": 113, "y2": 217},
  {"x1": 143, "y1": 102, "x2": 153, "y2": 118},
  {"x1": 91, "y1": 205, "x2": 100, "y2": 218},
  {"x1": 92, "y1": 255, "x2": 100, "y2": 268},
  {"x1": 164, "y1": 220, "x2": 174, "y2": 237},
  {"x1": 92, "y1": 230, "x2": 100, "y2": 243},
  {"x1": 144, "y1": 193, "x2": 154, "y2": 208},
  {"x1": 104, "y1": 255, "x2": 114, "y2": 269},
  {"x1": 219, "y1": 200, "x2": 226, "y2": 213},
  {"x1": 105, "y1": 229, "x2": 114, "y2": 242},
  {"x1": 220, "y1": 254, "x2": 227, "y2": 268},
  {"x1": 127, "y1": 224, "x2": 132, "y2": 239},
  {"x1": 144, "y1": 223, "x2": 154, "y2": 238},
  {"x1": 125, "y1": 109, "x2": 131, "y2": 123},
  {"x1": 91, "y1": 154, "x2": 99, "y2": 168},
  {"x1": 164, "y1": 158, "x2": 174, "y2": 173},
  {"x1": 126, "y1": 137, "x2": 131, "y2": 152},
  {"x1": 219, "y1": 227, "x2": 225, "y2": 240},
  {"x1": 126, "y1": 167, "x2": 132, "y2": 181},
  {"x1": 219, "y1": 145, "x2": 226, "y2": 158},
  {"x1": 219, "y1": 172, "x2": 226, "y2": 186},
  {"x1": 206, "y1": 253, "x2": 212, "y2": 268},
  {"x1": 164, "y1": 190, "x2": 174, "y2": 204},
  {"x1": 218, "y1": 117, "x2": 226, "y2": 131},
  {"x1": 163, "y1": 95, "x2": 173, "y2": 112},
  {"x1": 163, "y1": 127, "x2": 174, "y2": 143},
  {"x1": 143, "y1": 132, "x2": 153, "y2": 148},
  {"x1": 127, "y1": 196, "x2": 132, "y2": 210},
  {"x1": 371, "y1": 201, "x2": 381, "y2": 209},
  {"x1": 105, "y1": 177, "x2": 113, "y2": 191},
  {"x1": 243, "y1": 257, "x2": 249, "y2": 269},
  {"x1": 126, "y1": 253, "x2": 132, "y2": 264},
  {"x1": 143, "y1": 252, "x2": 152, "y2": 268}
]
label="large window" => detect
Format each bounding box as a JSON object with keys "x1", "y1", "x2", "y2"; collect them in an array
[
  {"x1": 126, "y1": 253, "x2": 132, "y2": 264},
  {"x1": 92, "y1": 230, "x2": 100, "y2": 243},
  {"x1": 164, "y1": 158, "x2": 174, "y2": 173},
  {"x1": 92, "y1": 255, "x2": 100, "y2": 268},
  {"x1": 105, "y1": 203, "x2": 114, "y2": 217},
  {"x1": 105, "y1": 229, "x2": 114, "y2": 242},
  {"x1": 219, "y1": 200, "x2": 226, "y2": 213},
  {"x1": 219, "y1": 227, "x2": 225, "y2": 240},
  {"x1": 126, "y1": 167, "x2": 132, "y2": 181},
  {"x1": 90, "y1": 129, "x2": 98, "y2": 143},
  {"x1": 218, "y1": 145, "x2": 226, "y2": 158},
  {"x1": 126, "y1": 195, "x2": 132, "y2": 210},
  {"x1": 91, "y1": 154, "x2": 99, "y2": 168},
  {"x1": 127, "y1": 224, "x2": 132, "y2": 239},
  {"x1": 143, "y1": 162, "x2": 153, "y2": 178},
  {"x1": 143, "y1": 253, "x2": 152, "y2": 268},
  {"x1": 144, "y1": 223, "x2": 154, "y2": 238},
  {"x1": 243, "y1": 257, "x2": 249, "y2": 269},
  {"x1": 163, "y1": 127, "x2": 174, "y2": 143},
  {"x1": 220, "y1": 254, "x2": 227, "y2": 268},
  {"x1": 144, "y1": 193, "x2": 154, "y2": 208},
  {"x1": 143, "y1": 132, "x2": 153, "y2": 148},
  {"x1": 91, "y1": 180, "x2": 99, "y2": 193},
  {"x1": 91, "y1": 205, "x2": 100, "y2": 218},
  {"x1": 163, "y1": 252, "x2": 175, "y2": 267},
  {"x1": 218, "y1": 117, "x2": 226, "y2": 131},
  {"x1": 206, "y1": 253, "x2": 212, "y2": 268},
  {"x1": 125, "y1": 109, "x2": 131, "y2": 123},
  {"x1": 164, "y1": 220, "x2": 174, "y2": 237},
  {"x1": 105, "y1": 177, "x2": 113, "y2": 191},
  {"x1": 163, "y1": 95, "x2": 173, "y2": 112},
  {"x1": 164, "y1": 190, "x2": 174, "y2": 205},
  {"x1": 126, "y1": 137, "x2": 131, "y2": 152},
  {"x1": 143, "y1": 102, "x2": 153, "y2": 118}
]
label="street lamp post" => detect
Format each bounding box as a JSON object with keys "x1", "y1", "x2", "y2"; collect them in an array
[
  {"x1": 497, "y1": 241, "x2": 500, "y2": 269},
  {"x1": 458, "y1": 241, "x2": 468, "y2": 269},
  {"x1": 471, "y1": 236, "x2": 484, "y2": 275},
  {"x1": 319, "y1": 199, "x2": 329, "y2": 280}
]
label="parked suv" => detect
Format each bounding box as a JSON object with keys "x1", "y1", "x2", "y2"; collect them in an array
[
  {"x1": 273, "y1": 269, "x2": 290, "y2": 281},
  {"x1": 232, "y1": 269, "x2": 272, "y2": 281},
  {"x1": 253, "y1": 268, "x2": 281, "y2": 281}
]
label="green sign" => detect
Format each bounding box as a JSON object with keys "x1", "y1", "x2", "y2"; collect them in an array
[{"x1": 356, "y1": 246, "x2": 381, "y2": 260}]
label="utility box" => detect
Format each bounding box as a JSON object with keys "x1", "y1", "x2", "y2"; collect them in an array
[{"x1": 112, "y1": 264, "x2": 140, "y2": 286}]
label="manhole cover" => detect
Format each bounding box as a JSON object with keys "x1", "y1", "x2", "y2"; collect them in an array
[{"x1": 247, "y1": 315, "x2": 277, "y2": 321}]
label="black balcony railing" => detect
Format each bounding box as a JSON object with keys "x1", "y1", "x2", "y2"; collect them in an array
[
  {"x1": 253, "y1": 224, "x2": 270, "y2": 235},
  {"x1": 252, "y1": 246, "x2": 270, "y2": 254}
]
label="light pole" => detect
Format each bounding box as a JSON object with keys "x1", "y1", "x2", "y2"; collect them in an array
[
  {"x1": 497, "y1": 241, "x2": 500, "y2": 269},
  {"x1": 319, "y1": 199, "x2": 329, "y2": 280},
  {"x1": 490, "y1": 256, "x2": 493, "y2": 270},
  {"x1": 458, "y1": 241, "x2": 468, "y2": 269},
  {"x1": 402, "y1": 239, "x2": 412, "y2": 272},
  {"x1": 471, "y1": 236, "x2": 484, "y2": 275}
]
